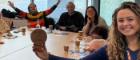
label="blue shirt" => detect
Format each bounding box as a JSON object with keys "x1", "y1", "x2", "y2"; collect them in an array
[
  {"x1": 49, "y1": 54, "x2": 73, "y2": 60},
  {"x1": 81, "y1": 46, "x2": 108, "y2": 60},
  {"x1": 126, "y1": 48, "x2": 139, "y2": 60},
  {"x1": 81, "y1": 46, "x2": 139, "y2": 60}
]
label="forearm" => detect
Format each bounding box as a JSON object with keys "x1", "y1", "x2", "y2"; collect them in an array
[
  {"x1": 13, "y1": 8, "x2": 22, "y2": 13},
  {"x1": 8, "y1": 1, "x2": 26, "y2": 16},
  {"x1": 44, "y1": 2, "x2": 59, "y2": 15},
  {"x1": 82, "y1": 23, "x2": 90, "y2": 36},
  {"x1": 50, "y1": 4, "x2": 57, "y2": 11},
  {"x1": 12, "y1": 7, "x2": 26, "y2": 18},
  {"x1": 51, "y1": 0, "x2": 60, "y2": 10}
]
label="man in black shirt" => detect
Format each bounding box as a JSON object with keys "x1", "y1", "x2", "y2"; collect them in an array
[{"x1": 56, "y1": 2, "x2": 84, "y2": 32}]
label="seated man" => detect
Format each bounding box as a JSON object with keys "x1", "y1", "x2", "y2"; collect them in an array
[
  {"x1": 55, "y1": 2, "x2": 84, "y2": 32},
  {"x1": 31, "y1": 29, "x2": 72, "y2": 60}
]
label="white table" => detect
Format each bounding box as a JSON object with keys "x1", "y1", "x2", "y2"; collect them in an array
[{"x1": 0, "y1": 28, "x2": 87, "y2": 60}]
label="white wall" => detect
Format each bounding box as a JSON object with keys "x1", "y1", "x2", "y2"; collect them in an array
[
  {"x1": 0, "y1": 0, "x2": 49, "y2": 12},
  {"x1": 100, "y1": 0, "x2": 135, "y2": 26}
]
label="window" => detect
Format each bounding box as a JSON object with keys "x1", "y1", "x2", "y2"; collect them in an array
[{"x1": 100, "y1": 0, "x2": 135, "y2": 26}]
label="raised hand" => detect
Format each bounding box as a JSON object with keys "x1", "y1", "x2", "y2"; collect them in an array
[
  {"x1": 8, "y1": 1, "x2": 15, "y2": 8},
  {"x1": 31, "y1": 29, "x2": 48, "y2": 60},
  {"x1": 56, "y1": 0, "x2": 60, "y2": 5}
]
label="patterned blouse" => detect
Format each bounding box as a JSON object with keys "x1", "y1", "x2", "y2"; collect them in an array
[{"x1": 0, "y1": 19, "x2": 11, "y2": 33}]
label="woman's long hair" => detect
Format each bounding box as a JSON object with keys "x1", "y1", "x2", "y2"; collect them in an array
[
  {"x1": 107, "y1": 2, "x2": 140, "y2": 60},
  {"x1": 84, "y1": 6, "x2": 99, "y2": 25}
]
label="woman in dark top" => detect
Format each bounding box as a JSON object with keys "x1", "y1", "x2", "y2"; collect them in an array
[{"x1": 82, "y1": 6, "x2": 108, "y2": 36}]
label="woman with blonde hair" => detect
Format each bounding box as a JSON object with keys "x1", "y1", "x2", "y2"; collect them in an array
[{"x1": 81, "y1": 2, "x2": 140, "y2": 60}]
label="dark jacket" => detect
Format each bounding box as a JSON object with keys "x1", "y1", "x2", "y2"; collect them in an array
[{"x1": 56, "y1": 11, "x2": 84, "y2": 32}]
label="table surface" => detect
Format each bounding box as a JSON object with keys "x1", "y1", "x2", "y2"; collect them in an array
[{"x1": 0, "y1": 28, "x2": 89, "y2": 60}]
